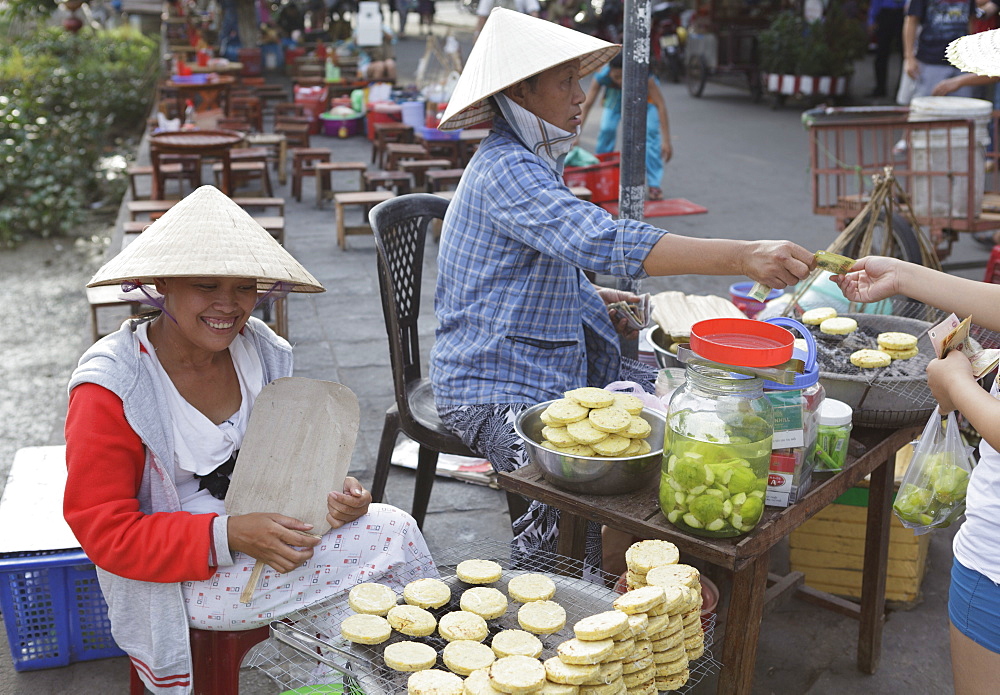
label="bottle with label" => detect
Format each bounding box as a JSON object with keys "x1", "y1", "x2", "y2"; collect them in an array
[
  {"x1": 816, "y1": 399, "x2": 853, "y2": 470},
  {"x1": 183, "y1": 99, "x2": 196, "y2": 126}
]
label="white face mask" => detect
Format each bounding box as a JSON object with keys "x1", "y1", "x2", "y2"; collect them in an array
[{"x1": 493, "y1": 92, "x2": 577, "y2": 175}]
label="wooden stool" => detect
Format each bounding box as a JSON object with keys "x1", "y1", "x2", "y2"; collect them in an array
[
  {"x1": 213, "y1": 160, "x2": 273, "y2": 196},
  {"x1": 87, "y1": 285, "x2": 143, "y2": 344},
  {"x1": 365, "y1": 170, "x2": 412, "y2": 195},
  {"x1": 246, "y1": 132, "x2": 289, "y2": 186},
  {"x1": 290, "y1": 147, "x2": 331, "y2": 202},
  {"x1": 384, "y1": 143, "x2": 429, "y2": 171},
  {"x1": 398, "y1": 158, "x2": 452, "y2": 189},
  {"x1": 254, "y1": 84, "x2": 290, "y2": 111},
  {"x1": 275, "y1": 120, "x2": 311, "y2": 149},
  {"x1": 334, "y1": 190, "x2": 394, "y2": 250},
  {"x1": 315, "y1": 161, "x2": 367, "y2": 208},
  {"x1": 569, "y1": 186, "x2": 593, "y2": 201},
  {"x1": 425, "y1": 167, "x2": 465, "y2": 193},
  {"x1": 372, "y1": 122, "x2": 415, "y2": 168}
]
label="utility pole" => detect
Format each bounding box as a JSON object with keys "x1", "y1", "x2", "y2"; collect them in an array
[{"x1": 616, "y1": 0, "x2": 650, "y2": 359}]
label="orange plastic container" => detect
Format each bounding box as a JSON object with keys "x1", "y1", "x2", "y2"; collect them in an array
[{"x1": 563, "y1": 152, "x2": 621, "y2": 204}]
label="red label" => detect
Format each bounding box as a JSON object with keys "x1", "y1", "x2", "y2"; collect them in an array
[
  {"x1": 768, "y1": 473, "x2": 786, "y2": 487},
  {"x1": 769, "y1": 452, "x2": 797, "y2": 473}
]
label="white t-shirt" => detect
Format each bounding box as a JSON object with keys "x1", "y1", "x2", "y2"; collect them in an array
[
  {"x1": 953, "y1": 381, "x2": 1000, "y2": 583},
  {"x1": 477, "y1": 0, "x2": 540, "y2": 17}
]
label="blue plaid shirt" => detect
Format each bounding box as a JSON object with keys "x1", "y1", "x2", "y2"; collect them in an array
[{"x1": 430, "y1": 119, "x2": 668, "y2": 408}]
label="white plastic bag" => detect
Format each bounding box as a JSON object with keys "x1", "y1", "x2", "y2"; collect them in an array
[
  {"x1": 893, "y1": 408, "x2": 975, "y2": 535},
  {"x1": 604, "y1": 381, "x2": 669, "y2": 413}
]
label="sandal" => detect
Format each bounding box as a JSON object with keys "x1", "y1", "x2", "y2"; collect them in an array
[
  {"x1": 647, "y1": 186, "x2": 663, "y2": 201},
  {"x1": 972, "y1": 231, "x2": 1000, "y2": 248}
]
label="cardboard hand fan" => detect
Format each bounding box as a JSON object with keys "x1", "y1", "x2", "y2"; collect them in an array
[{"x1": 225, "y1": 377, "x2": 360, "y2": 601}]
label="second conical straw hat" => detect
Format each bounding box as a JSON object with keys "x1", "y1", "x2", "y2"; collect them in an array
[
  {"x1": 947, "y1": 28, "x2": 1000, "y2": 76},
  {"x1": 88, "y1": 185, "x2": 324, "y2": 292},
  {"x1": 438, "y1": 8, "x2": 620, "y2": 131}
]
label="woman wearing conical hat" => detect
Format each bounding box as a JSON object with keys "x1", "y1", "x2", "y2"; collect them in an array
[
  {"x1": 430, "y1": 9, "x2": 815, "y2": 576},
  {"x1": 63, "y1": 187, "x2": 434, "y2": 694}
]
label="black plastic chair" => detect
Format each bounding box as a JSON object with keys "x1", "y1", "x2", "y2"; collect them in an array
[{"x1": 368, "y1": 194, "x2": 527, "y2": 528}]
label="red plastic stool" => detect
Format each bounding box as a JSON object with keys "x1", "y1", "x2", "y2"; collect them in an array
[
  {"x1": 984, "y1": 244, "x2": 1000, "y2": 284},
  {"x1": 128, "y1": 625, "x2": 270, "y2": 694}
]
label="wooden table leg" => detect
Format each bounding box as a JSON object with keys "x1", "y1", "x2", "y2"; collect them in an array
[
  {"x1": 277, "y1": 139, "x2": 287, "y2": 186},
  {"x1": 556, "y1": 511, "x2": 588, "y2": 562},
  {"x1": 336, "y1": 200, "x2": 346, "y2": 250},
  {"x1": 719, "y1": 553, "x2": 770, "y2": 695},
  {"x1": 858, "y1": 453, "x2": 893, "y2": 673}
]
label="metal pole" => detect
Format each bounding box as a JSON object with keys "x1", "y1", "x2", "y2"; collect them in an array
[{"x1": 617, "y1": 0, "x2": 650, "y2": 359}]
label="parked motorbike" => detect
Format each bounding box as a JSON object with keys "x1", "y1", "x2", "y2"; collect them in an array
[{"x1": 651, "y1": 1, "x2": 689, "y2": 83}]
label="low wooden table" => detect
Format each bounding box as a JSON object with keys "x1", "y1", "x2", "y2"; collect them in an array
[
  {"x1": 149, "y1": 129, "x2": 245, "y2": 199},
  {"x1": 497, "y1": 425, "x2": 919, "y2": 695}
]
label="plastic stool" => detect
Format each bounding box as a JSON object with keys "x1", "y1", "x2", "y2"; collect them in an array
[
  {"x1": 129, "y1": 625, "x2": 270, "y2": 695},
  {"x1": 985, "y1": 244, "x2": 1000, "y2": 284}
]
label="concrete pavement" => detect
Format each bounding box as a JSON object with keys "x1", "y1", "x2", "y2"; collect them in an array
[{"x1": 0, "y1": 13, "x2": 992, "y2": 694}]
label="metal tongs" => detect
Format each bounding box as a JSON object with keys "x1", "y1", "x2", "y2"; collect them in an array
[
  {"x1": 673, "y1": 345, "x2": 805, "y2": 386},
  {"x1": 269, "y1": 621, "x2": 364, "y2": 687}
]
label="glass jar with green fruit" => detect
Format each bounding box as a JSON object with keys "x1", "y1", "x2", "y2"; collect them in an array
[{"x1": 660, "y1": 363, "x2": 774, "y2": 537}]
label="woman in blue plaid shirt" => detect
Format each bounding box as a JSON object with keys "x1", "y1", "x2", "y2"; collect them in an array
[{"x1": 430, "y1": 9, "x2": 815, "y2": 578}]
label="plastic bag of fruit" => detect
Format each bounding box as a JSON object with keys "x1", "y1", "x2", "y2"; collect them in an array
[{"x1": 893, "y1": 407, "x2": 975, "y2": 535}]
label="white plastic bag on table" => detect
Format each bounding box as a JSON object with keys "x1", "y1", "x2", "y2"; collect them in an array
[{"x1": 893, "y1": 407, "x2": 975, "y2": 535}]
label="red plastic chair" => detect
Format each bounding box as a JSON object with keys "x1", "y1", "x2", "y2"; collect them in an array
[
  {"x1": 984, "y1": 244, "x2": 1000, "y2": 284},
  {"x1": 128, "y1": 625, "x2": 270, "y2": 695}
]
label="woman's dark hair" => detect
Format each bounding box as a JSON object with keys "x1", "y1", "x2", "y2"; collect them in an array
[{"x1": 609, "y1": 54, "x2": 623, "y2": 70}]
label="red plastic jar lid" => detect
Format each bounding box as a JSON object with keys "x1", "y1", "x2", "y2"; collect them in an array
[{"x1": 689, "y1": 317, "x2": 794, "y2": 368}]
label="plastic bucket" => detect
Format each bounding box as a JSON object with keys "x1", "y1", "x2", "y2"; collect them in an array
[
  {"x1": 700, "y1": 575, "x2": 719, "y2": 632},
  {"x1": 729, "y1": 281, "x2": 784, "y2": 318},
  {"x1": 321, "y1": 114, "x2": 363, "y2": 137},
  {"x1": 401, "y1": 100, "x2": 425, "y2": 129},
  {"x1": 908, "y1": 96, "x2": 992, "y2": 219}
]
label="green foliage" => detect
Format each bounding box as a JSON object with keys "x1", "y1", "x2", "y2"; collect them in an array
[
  {"x1": 758, "y1": 7, "x2": 868, "y2": 78},
  {"x1": 0, "y1": 25, "x2": 159, "y2": 245}
]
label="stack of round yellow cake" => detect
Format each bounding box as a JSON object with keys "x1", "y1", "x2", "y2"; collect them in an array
[{"x1": 537, "y1": 388, "x2": 653, "y2": 458}]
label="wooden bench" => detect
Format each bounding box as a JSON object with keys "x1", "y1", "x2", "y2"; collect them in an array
[
  {"x1": 212, "y1": 160, "x2": 273, "y2": 197},
  {"x1": 315, "y1": 161, "x2": 367, "y2": 209},
  {"x1": 334, "y1": 190, "x2": 395, "y2": 250},
  {"x1": 384, "y1": 143, "x2": 430, "y2": 171}
]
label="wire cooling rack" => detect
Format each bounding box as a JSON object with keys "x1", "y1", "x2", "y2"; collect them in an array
[{"x1": 247, "y1": 539, "x2": 720, "y2": 694}]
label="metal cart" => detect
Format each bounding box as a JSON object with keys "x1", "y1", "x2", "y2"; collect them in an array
[
  {"x1": 684, "y1": 0, "x2": 780, "y2": 101},
  {"x1": 804, "y1": 105, "x2": 1000, "y2": 267}
]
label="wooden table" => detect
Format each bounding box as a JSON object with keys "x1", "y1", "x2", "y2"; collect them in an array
[
  {"x1": 190, "y1": 61, "x2": 243, "y2": 75},
  {"x1": 149, "y1": 129, "x2": 245, "y2": 200},
  {"x1": 498, "y1": 425, "x2": 919, "y2": 695},
  {"x1": 165, "y1": 75, "x2": 236, "y2": 123},
  {"x1": 246, "y1": 132, "x2": 288, "y2": 185}
]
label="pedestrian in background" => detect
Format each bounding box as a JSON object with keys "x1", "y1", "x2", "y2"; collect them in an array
[
  {"x1": 579, "y1": 54, "x2": 672, "y2": 201},
  {"x1": 475, "y1": 0, "x2": 539, "y2": 38},
  {"x1": 867, "y1": 0, "x2": 906, "y2": 98},
  {"x1": 904, "y1": 0, "x2": 977, "y2": 98},
  {"x1": 418, "y1": 0, "x2": 435, "y2": 34}
]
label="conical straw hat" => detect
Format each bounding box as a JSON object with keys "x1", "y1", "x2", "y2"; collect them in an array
[
  {"x1": 438, "y1": 8, "x2": 620, "y2": 131},
  {"x1": 88, "y1": 186, "x2": 324, "y2": 293},
  {"x1": 947, "y1": 28, "x2": 1000, "y2": 76}
]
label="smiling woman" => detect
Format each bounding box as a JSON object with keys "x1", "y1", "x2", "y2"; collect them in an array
[{"x1": 62, "y1": 185, "x2": 438, "y2": 694}]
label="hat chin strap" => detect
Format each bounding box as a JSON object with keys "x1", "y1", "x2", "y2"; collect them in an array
[{"x1": 493, "y1": 93, "x2": 577, "y2": 175}]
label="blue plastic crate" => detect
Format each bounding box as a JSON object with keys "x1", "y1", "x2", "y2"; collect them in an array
[{"x1": 0, "y1": 549, "x2": 124, "y2": 671}]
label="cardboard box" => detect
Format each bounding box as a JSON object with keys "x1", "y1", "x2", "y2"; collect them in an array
[
  {"x1": 789, "y1": 484, "x2": 930, "y2": 603},
  {"x1": 765, "y1": 389, "x2": 822, "y2": 507}
]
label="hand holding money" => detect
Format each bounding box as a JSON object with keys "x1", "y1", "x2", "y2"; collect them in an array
[{"x1": 929, "y1": 313, "x2": 1000, "y2": 379}]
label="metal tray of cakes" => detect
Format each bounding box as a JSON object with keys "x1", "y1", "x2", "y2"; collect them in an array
[{"x1": 248, "y1": 539, "x2": 719, "y2": 694}]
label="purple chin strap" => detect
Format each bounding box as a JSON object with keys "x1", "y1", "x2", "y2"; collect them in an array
[{"x1": 120, "y1": 279, "x2": 294, "y2": 322}]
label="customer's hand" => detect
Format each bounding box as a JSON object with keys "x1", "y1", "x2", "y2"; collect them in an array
[
  {"x1": 927, "y1": 350, "x2": 974, "y2": 413},
  {"x1": 830, "y1": 256, "x2": 900, "y2": 304},
  {"x1": 327, "y1": 476, "x2": 371, "y2": 528},
  {"x1": 740, "y1": 240, "x2": 815, "y2": 289},
  {"x1": 228, "y1": 513, "x2": 320, "y2": 573},
  {"x1": 905, "y1": 56, "x2": 920, "y2": 80}
]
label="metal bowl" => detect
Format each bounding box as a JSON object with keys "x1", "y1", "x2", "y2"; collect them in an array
[
  {"x1": 646, "y1": 326, "x2": 682, "y2": 369},
  {"x1": 514, "y1": 401, "x2": 666, "y2": 495}
]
